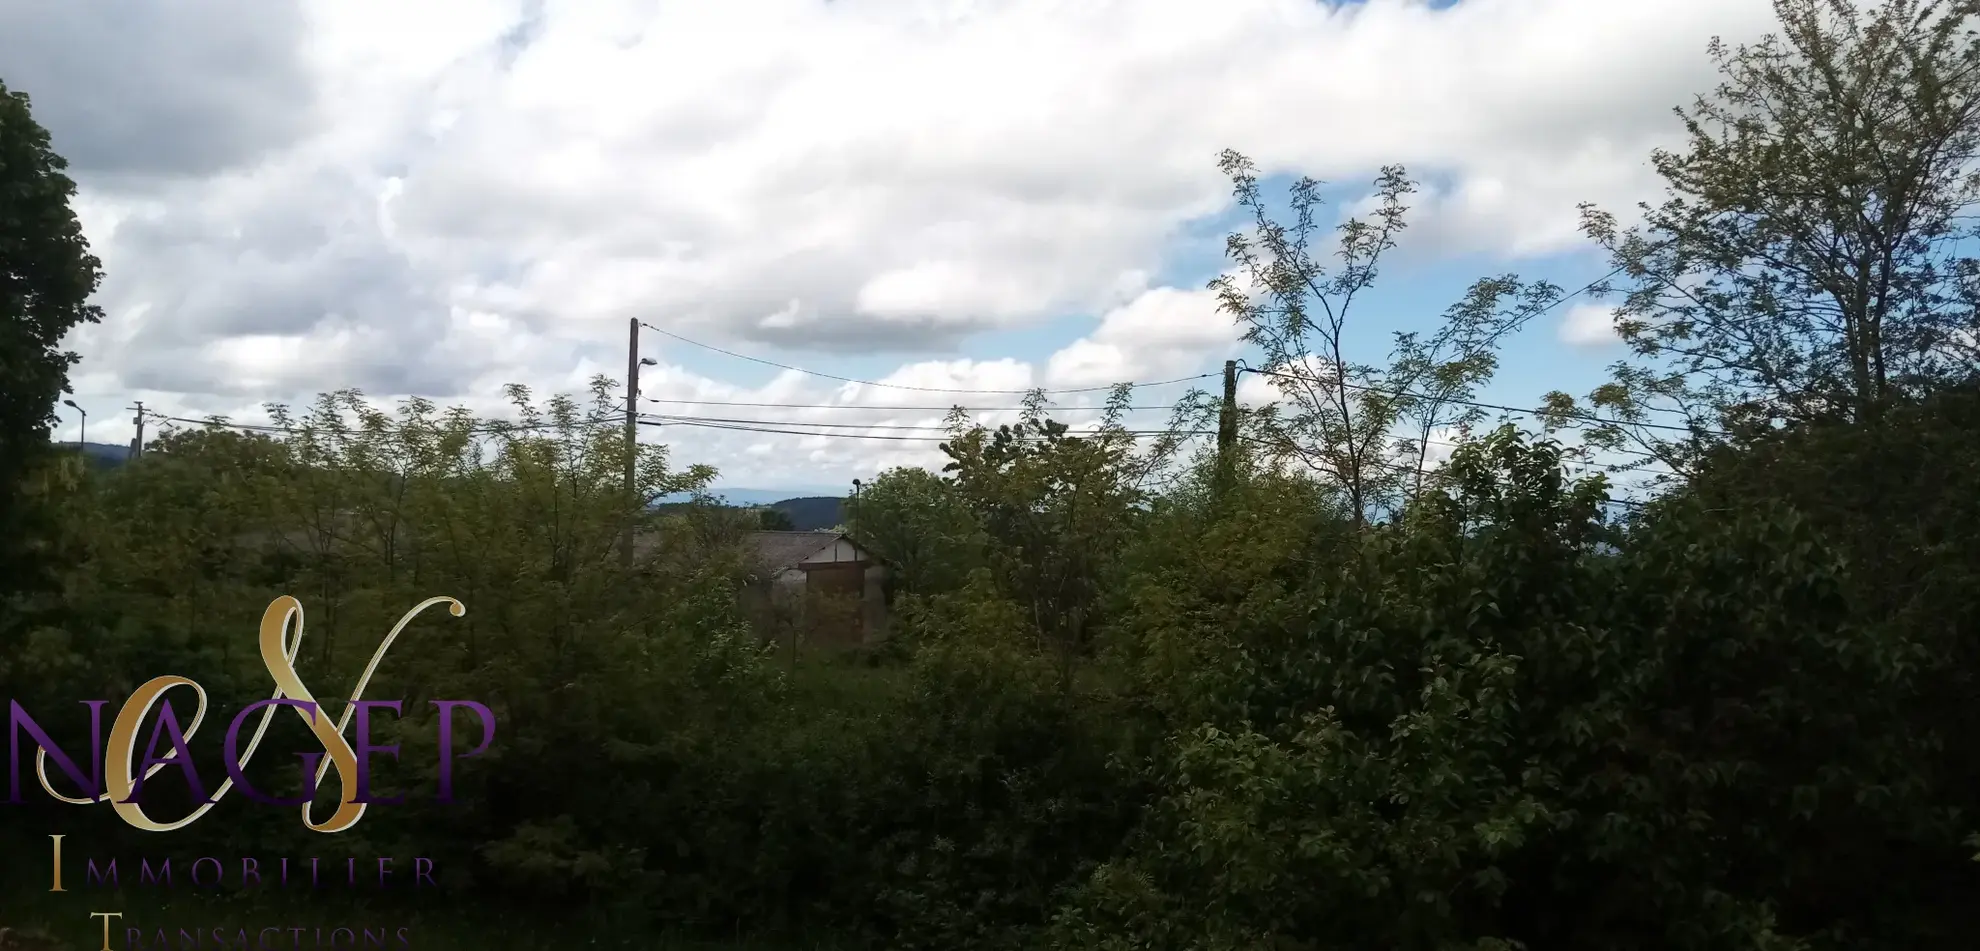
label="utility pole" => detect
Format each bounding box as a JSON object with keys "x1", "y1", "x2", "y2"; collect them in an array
[
  {"x1": 128, "y1": 402, "x2": 146, "y2": 461},
  {"x1": 622, "y1": 318, "x2": 640, "y2": 568},
  {"x1": 850, "y1": 479, "x2": 861, "y2": 538},
  {"x1": 1216, "y1": 360, "x2": 1238, "y2": 490}
]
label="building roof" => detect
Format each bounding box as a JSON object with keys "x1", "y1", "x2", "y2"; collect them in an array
[
  {"x1": 631, "y1": 527, "x2": 882, "y2": 572},
  {"x1": 748, "y1": 530, "x2": 856, "y2": 572}
]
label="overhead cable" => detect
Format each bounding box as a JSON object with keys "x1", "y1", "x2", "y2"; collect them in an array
[{"x1": 638, "y1": 321, "x2": 1215, "y2": 395}]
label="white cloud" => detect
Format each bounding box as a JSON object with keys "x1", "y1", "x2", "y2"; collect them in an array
[
  {"x1": 26, "y1": 0, "x2": 1790, "y2": 485},
  {"x1": 1046, "y1": 285, "x2": 1239, "y2": 388},
  {"x1": 1559, "y1": 303, "x2": 1623, "y2": 349}
]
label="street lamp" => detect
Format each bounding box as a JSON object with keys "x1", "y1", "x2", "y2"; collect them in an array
[
  {"x1": 61, "y1": 399, "x2": 85, "y2": 449},
  {"x1": 634, "y1": 358, "x2": 658, "y2": 411},
  {"x1": 851, "y1": 478, "x2": 862, "y2": 538}
]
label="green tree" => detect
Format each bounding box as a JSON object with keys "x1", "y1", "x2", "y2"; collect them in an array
[
  {"x1": 1557, "y1": 0, "x2": 1980, "y2": 464},
  {"x1": 1210, "y1": 151, "x2": 1564, "y2": 525},
  {"x1": 850, "y1": 466, "x2": 983, "y2": 596},
  {"x1": 940, "y1": 389, "x2": 1161, "y2": 681},
  {"x1": 1059, "y1": 428, "x2": 1944, "y2": 951},
  {"x1": 757, "y1": 507, "x2": 796, "y2": 531},
  {"x1": 0, "y1": 80, "x2": 104, "y2": 604}
]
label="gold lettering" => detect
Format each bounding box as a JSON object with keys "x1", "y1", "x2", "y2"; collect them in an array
[
  {"x1": 24, "y1": 595, "x2": 463, "y2": 834},
  {"x1": 48, "y1": 834, "x2": 63, "y2": 891},
  {"x1": 91, "y1": 911, "x2": 122, "y2": 951}
]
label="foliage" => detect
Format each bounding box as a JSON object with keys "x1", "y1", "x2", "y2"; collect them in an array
[
  {"x1": 849, "y1": 466, "x2": 985, "y2": 596},
  {"x1": 1211, "y1": 151, "x2": 1566, "y2": 523},
  {"x1": 939, "y1": 389, "x2": 1161, "y2": 681},
  {"x1": 1054, "y1": 429, "x2": 1953, "y2": 951},
  {"x1": 0, "y1": 80, "x2": 103, "y2": 609},
  {"x1": 757, "y1": 507, "x2": 797, "y2": 531},
  {"x1": 1552, "y1": 0, "x2": 1980, "y2": 469}
]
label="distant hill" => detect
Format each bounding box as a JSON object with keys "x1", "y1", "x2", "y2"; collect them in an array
[
  {"x1": 63, "y1": 441, "x2": 129, "y2": 470},
  {"x1": 768, "y1": 496, "x2": 845, "y2": 532},
  {"x1": 646, "y1": 494, "x2": 845, "y2": 532},
  {"x1": 658, "y1": 487, "x2": 841, "y2": 507}
]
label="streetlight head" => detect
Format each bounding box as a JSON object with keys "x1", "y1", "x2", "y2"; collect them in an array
[
  {"x1": 639, "y1": 357, "x2": 659, "y2": 367},
  {"x1": 62, "y1": 399, "x2": 79, "y2": 411}
]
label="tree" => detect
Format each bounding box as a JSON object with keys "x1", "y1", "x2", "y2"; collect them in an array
[
  {"x1": 0, "y1": 80, "x2": 104, "y2": 602},
  {"x1": 1557, "y1": 0, "x2": 1980, "y2": 464},
  {"x1": 850, "y1": 466, "x2": 982, "y2": 596},
  {"x1": 940, "y1": 389, "x2": 1159, "y2": 681},
  {"x1": 1211, "y1": 151, "x2": 1565, "y2": 525},
  {"x1": 756, "y1": 507, "x2": 795, "y2": 531}
]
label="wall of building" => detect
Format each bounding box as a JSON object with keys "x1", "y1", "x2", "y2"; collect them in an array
[
  {"x1": 797, "y1": 538, "x2": 865, "y2": 565},
  {"x1": 742, "y1": 536, "x2": 891, "y2": 649}
]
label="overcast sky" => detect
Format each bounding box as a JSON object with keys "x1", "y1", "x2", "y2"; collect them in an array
[{"x1": 6, "y1": 0, "x2": 1780, "y2": 494}]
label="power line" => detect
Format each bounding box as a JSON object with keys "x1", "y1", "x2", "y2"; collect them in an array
[
  {"x1": 638, "y1": 321, "x2": 1215, "y2": 395},
  {"x1": 644, "y1": 414, "x2": 1671, "y2": 480},
  {"x1": 641, "y1": 396, "x2": 1183, "y2": 412},
  {"x1": 640, "y1": 416, "x2": 1199, "y2": 443},
  {"x1": 650, "y1": 412, "x2": 1662, "y2": 461},
  {"x1": 135, "y1": 407, "x2": 1656, "y2": 509},
  {"x1": 145, "y1": 404, "x2": 1672, "y2": 470},
  {"x1": 142, "y1": 410, "x2": 631, "y2": 437},
  {"x1": 1241, "y1": 367, "x2": 1727, "y2": 438},
  {"x1": 651, "y1": 414, "x2": 959, "y2": 432},
  {"x1": 642, "y1": 417, "x2": 954, "y2": 443},
  {"x1": 1239, "y1": 435, "x2": 1653, "y2": 510}
]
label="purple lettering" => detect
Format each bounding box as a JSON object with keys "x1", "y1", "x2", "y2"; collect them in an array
[
  {"x1": 6, "y1": 700, "x2": 106, "y2": 803},
  {"x1": 123, "y1": 699, "x2": 206, "y2": 806},
  {"x1": 224, "y1": 699, "x2": 324, "y2": 807},
  {"x1": 351, "y1": 700, "x2": 404, "y2": 806},
  {"x1": 430, "y1": 701, "x2": 495, "y2": 803}
]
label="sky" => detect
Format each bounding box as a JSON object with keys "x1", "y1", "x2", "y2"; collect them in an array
[{"x1": 3, "y1": 0, "x2": 1785, "y2": 495}]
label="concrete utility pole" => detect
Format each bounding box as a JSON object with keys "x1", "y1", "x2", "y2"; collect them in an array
[
  {"x1": 127, "y1": 402, "x2": 146, "y2": 461},
  {"x1": 623, "y1": 318, "x2": 640, "y2": 568},
  {"x1": 1216, "y1": 360, "x2": 1238, "y2": 489}
]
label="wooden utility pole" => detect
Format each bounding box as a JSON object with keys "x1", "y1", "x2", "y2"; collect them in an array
[
  {"x1": 127, "y1": 402, "x2": 146, "y2": 461},
  {"x1": 1216, "y1": 360, "x2": 1238, "y2": 489},
  {"x1": 622, "y1": 318, "x2": 640, "y2": 568}
]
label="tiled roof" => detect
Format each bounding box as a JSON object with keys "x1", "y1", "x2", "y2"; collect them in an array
[{"x1": 748, "y1": 531, "x2": 844, "y2": 572}]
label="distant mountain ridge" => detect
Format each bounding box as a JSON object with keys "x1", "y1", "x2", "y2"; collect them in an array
[
  {"x1": 767, "y1": 496, "x2": 845, "y2": 532},
  {"x1": 66, "y1": 441, "x2": 129, "y2": 469},
  {"x1": 649, "y1": 490, "x2": 847, "y2": 531}
]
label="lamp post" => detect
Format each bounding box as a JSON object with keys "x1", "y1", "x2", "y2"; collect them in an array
[{"x1": 61, "y1": 399, "x2": 85, "y2": 449}]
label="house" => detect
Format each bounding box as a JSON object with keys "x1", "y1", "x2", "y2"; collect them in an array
[{"x1": 742, "y1": 531, "x2": 889, "y2": 647}]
